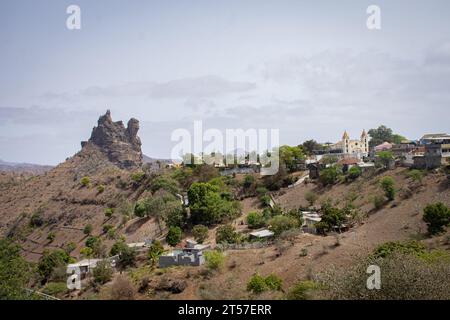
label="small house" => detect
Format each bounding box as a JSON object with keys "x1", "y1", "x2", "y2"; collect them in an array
[
  {"x1": 301, "y1": 212, "x2": 322, "y2": 234},
  {"x1": 158, "y1": 240, "x2": 210, "y2": 268}
]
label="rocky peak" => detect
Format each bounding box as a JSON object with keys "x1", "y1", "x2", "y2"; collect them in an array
[{"x1": 81, "y1": 110, "x2": 143, "y2": 169}]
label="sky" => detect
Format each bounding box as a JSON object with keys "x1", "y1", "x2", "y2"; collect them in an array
[{"x1": 1, "y1": 0, "x2": 449, "y2": 165}]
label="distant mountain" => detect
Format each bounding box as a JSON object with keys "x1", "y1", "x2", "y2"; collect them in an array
[
  {"x1": 0, "y1": 159, "x2": 53, "y2": 174},
  {"x1": 142, "y1": 154, "x2": 172, "y2": 165}
]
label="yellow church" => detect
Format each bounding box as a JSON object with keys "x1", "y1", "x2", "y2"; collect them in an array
[{"x1": 330, "y1": 130, "x2": 369, "y2": 157}]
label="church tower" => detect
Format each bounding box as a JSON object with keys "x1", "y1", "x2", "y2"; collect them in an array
[
  {"x1": 343, "y1": 131, "x2": 350, "y2": 154},
  {"x1": 360, "y1": 129, "x2": 369, "y2": 154}
]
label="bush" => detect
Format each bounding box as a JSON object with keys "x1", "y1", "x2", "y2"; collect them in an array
[
  {"x1": 268, "y1": 215, "x2": 299, "y2": 236},
  {"x1": 423, "y1": 202, "x2": 450, "y2": 235},
  {"x1": 104, "y1": 208, "x2": 115, "y2": 218},
  {"x1": 192, "y1": 225, "x2": 209, "y2": 243},
  {"x1": 47, "y1": 232, "x2": 56, "y2": 242},
  {"x1": 215, "y1": 225, "x2": 240, "y2": 244},
  {"x1": 246, "y1": 211, "x2": 266, "y2": 229},
  {"x1": 286, "y1": 280, "x2": 320, "y2": 300},
  {"x1": 110, "y1": 276, "x2": 135, "y2": 300},
  {"x1": 38, "y1": 249, "x2": 71, "y2": 282},
  {"x1": 97, "y1": 184, "x2": 105, "y2": 193},
  {"x1": 372, "y1": 195, "x2": 385, "y2": 210},
  {"x1": 166, "y1": 226, "x2": 183, "y2": 247},
  {"x1": 130, "y1": 171, "x2": 145, "y2": 183},
  {"x1": 264, "y1": 274, "x2": 283, "y2": 291},
  {"x1": 83, "y1": 224, "x2": 93, "y2": 236},
  {"x1": 247, "y1": 273, "x2": 267, "y2": 294},
  {"x1": 64, "y1": 242, "x2": 77, "y2": 254},
  {"x1": 407, "y1": 169, "x2": 424, "y2": 183},
  {"x1": 319, "y1": 166, "x2": 339, "y2": 186},
  {"x1": 92, "y1": 260, "x2": 113, "y2": 284},
  {"x1": 30, "y1": 213, "x2": 44, "y2": 227},
  {"x1": 43, "y1": 282, "x2": 67, "y2": 296},
  {"x1": 102, "y1": 224, "x2": 114, "y2": 234},
  {"x1": 243, "y1": 174, "x2": 255, "y2": 189},
  {"x1": 380, "y1": 176, "x2": 396, "y2": 201},
  {"x1": 148, "y1": 240, "x2": 164, "y2": 266},
  {"x1": 107, "y1": 228, "x2": 116, "y2": 240},
  {"x1": 372, "y1": 240, "x2": 426, "y2": 259},
  {"x1": 80, "y1": 176, "x2": 90, "y2": 187},
  {"x1": 347, "y1": 166, "x2": 362, "y2": 180},
  {"x1": 304, "y1": 191, "x2": 318, "y2": 207},
  {"x1": 204, "y1": 250, "x2": 225, "y2": 270},
  {"x1": 256, "y1": 187, "x2": 268, "y2": 196},
  {"x1": 85, "y1": 236, "x2": 100, "y2": 249},
  {"x1": 259, "y1": 195, "x2": 272, "y2": 207}
]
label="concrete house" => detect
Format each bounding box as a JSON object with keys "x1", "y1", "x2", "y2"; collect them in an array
[{"x1": 159, "y1": 240, "x2": 210, "y2": 268}]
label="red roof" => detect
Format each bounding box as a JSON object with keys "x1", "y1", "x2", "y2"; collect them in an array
[{"x1": 338, "y1": 158, "x2": 359, "y2": 165}]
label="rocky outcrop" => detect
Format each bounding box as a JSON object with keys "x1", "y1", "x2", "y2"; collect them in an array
[{"x1": 81, "y1": 110, "x2": 143, "y2": 169}]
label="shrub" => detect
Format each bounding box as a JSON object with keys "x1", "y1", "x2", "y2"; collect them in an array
[
  {"x1": 130, "y1": 171, "x2": 145, "y2": 183},
  {"x1": 64, "y1": 242, "x2": 77, "y2": 254},
  {"x1": 166, "y1": 226, "x2": 183, "y2": 247},
  {"x1": 83, "y1": 224, "x2": 93, "y2": 236},
  {"x1": 259, "y1": 195, "x2": 272, "y2": 207},
  {"x1": 85, "y1": 236, "x2": 100, "y2": 249},
  {"x1": 104, "y1": 208, "x2": 115, "y2": 218},
  {"x1": 110, "y1": 276, "x2": 135, "y2": 300},
  {"x1": 286, "y1": 280, "x2": 320, "y2": 300},
  {"x1": 215, "y1": 225, "x2": 240, "y2": 244},
  {"x1": 304, "y1": 191, "x2": 318, "y2": 207},
  {"x1": 97, "y1": 184, "x2": 105, "y2": 193},
  {"x1": 380, "y1": 176, "x2": 396, "y2": 201},
  {"x1": 319, "y1": 166, "x2": 339, "y2": 186},
  {"x1": 247, "y1": 273, "x2": 267, "y2": 294},
  {"x1": 372, "y1": 240, "x2": 426, "y2": 259},
  {"x1": 243, "y1": 174, "x2": 255, "y2": 189},
  {"x1": 92, "y1": 260, "x2": 113, "y2": 284},
  {"x1": 148, "y1": 240, "x2": 164, "y2": 266},
  {"x1": 38, "y1": 249, "x2": 71, "y2": 281},
  {"x1": 246, "y1": 211, "x2": 266, "y2": 229},
  {"x1": 407, "y1": 169, "x2": 424, "y2": 183},
  {"x1": 107, "y1": 228, "x2": 116, "y2": 240},
  {"x1": 80, "y1": 176, "x2": 90, "y2": 187},
  {"x1": 372, "y1": 195, "x2": 385, "y2": 210},
  {"x1": 264, "y1": 274, "x2": 283, "y2": 291},
  {"x1": 47, "y1": 232, "x2": 56, "y2": 242},
  {"x1": 192, "y1": 225, "x2": 209, "y2": 244},
  {"x1": 43, "y1": 282, "x2": 67, "y2": 296},
  {"x1": 347, "y1": 166, "x2": 362, "y2": 180},
  {"x1": 204, "y1": 250, "x2": 225, "y2": 270},
  {"x1": 30, "y1": 213, "x2": 44, "y2": 227},
  {"x1": 423, "y1": 202, "x2": 450, "y2": 235},
  {"x1": 150, "y1": 175, "x2": 180, "y2": 194},
  {"x1": 268, "y1": 215, "x2": 299, "y2": 236},
  {"x1": 256, "y1": 187, "x2": 268, "y2": 196},
  {"x1": 102, "y1": 224, "x2": 114, "y2": 234}
]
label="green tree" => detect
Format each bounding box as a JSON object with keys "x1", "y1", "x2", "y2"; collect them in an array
[
  {"x1": 380, "y1": 176, "x2": 396, "y2": 201},
  {"x1": 188, "y1": 182, "x2": 240, "y2": 225},
  {"x1": 80, "y1": 176, "x2": 90, "y2": 187},
  {"x1": 0, "y1": 239, "x2": 31, "y2": 299},
  {"x1": 37, "y1": 249, "x2": 71, "y2": 282},
  {"x1": 215, "y1": 225, "x2": 240, "y2": 244},
  {"x1": 204, "y1": 250, "x2": 225, "y2": 270},
  {"x1": 304, "y1": 191, "x2": 318, "y2": 207},
  {"x1": 246, "y1": 211, "x2": 266, "y2": 229},
  {"x1": 377, "y1": 151, "x2": 394, "y2": 169},
  {"x1": 166, "y1": 226, "x2": 182, "y2": 246},
  {"x1": 319, "y1": 166, "x2": 339, "y2": 186},
  {"x1": 150, "y1": 175, "x2": 180, "y2": 194},
  {"x1": 247, "y1": 273, "x2": 267, "y2": 294},
  {"x1": 92, "y1": 260, "x2": 113, "y2": 284},
  {"x1": 104, "y1": 208, "x2": 115, "y2": 218},
  {"x1": 83, "y1": 224, "x2": 93, "y2": 236},
  {"x1": 302, "y1": 140, "x2": 321, "y2": 155},
  {"x1": 347, "y1": 166, "x2": 362, "y2": 180},
  {"x1": 192, "y1": 225, "x2": 209, "y2": 244},
  {"x1": 268, "y1": 215, "x2": 299, "y2": 236},
  {"x1": 148, "y1": 240, "x2": 164, "y2": 266},
  {"x1": 423, "y1": 202, "x2": 450, "y2": 235}
]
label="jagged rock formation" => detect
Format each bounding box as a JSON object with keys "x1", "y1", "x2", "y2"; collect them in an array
[{"x1": 81, "y1": 110, "x2": 143, "y2": 169}]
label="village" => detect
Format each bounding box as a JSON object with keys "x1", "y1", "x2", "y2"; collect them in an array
[{"x1": 63, "y1": 128, "x2": 450, "y2": 295}]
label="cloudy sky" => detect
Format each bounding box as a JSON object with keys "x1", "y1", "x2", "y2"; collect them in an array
[{"x1": 1, "y1": 0, "x2": 449, "y2": 165}]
